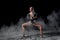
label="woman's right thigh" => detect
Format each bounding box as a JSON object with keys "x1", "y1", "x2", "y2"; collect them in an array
[{"x1": 22, "y1": 21, "x2": 32, "y2": 26}]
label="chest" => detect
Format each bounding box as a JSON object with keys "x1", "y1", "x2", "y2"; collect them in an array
[{"x1": 29, "y1": 13, "x2": 34, "y2": 17}]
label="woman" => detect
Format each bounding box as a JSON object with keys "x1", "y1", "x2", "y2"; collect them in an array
[{"x1": 22, "y1": 6, "x2": 43, "y2": 38}]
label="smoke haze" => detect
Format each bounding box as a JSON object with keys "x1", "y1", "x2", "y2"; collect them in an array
[{"x1": 0, "y1": 10, "x2": 60, "y2": 40}]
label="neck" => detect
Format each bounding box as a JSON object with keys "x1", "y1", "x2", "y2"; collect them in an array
[{"x1": 30, "y1": 11, "x2": 35, "y2": 13}]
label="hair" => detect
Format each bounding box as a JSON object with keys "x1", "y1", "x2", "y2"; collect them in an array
[
  {"x1": 30, "y1": 6, "x2": 34, "y2": 10},
  {"x1": 29, "y1": 6, "x2": 35, "y2": 12}
]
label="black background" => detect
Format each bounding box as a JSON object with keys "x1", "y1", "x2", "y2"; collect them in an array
[{"x1": 0, "y1": 0, "x2": 60, "y2": 27}]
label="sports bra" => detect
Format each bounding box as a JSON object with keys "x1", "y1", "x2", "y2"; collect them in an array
[{"x1": 27, "y1": 12, "x2": 37, "y2": 21}]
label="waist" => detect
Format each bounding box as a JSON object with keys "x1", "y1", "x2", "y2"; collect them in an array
[{"x1": 31, "y1": 20, "x2": 37, "y2": 24}]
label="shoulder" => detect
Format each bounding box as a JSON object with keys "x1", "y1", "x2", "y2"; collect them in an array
[
  {"x1": 27, "y1": 13, "x2": 29, "y2": 15},
  {"x1": 27, "y1": 13, "x2": 30, "y2": 16},
  {"x1": 34, "y1": 12, "x2": 38, "y2": 15}
]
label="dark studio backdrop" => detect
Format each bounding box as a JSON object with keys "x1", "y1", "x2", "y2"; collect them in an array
[
  {"x1": 0, "y1": 0, "x2": 60, "y2": 29},
  {"x1": 0, "y1": 0, "x2": 60, "y2": 40}
]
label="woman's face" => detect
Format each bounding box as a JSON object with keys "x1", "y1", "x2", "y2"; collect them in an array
[{"x1": 29, "y1": 7, "x2": 33, "y2": 12}]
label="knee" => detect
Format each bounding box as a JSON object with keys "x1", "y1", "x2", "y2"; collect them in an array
[
  {"x1": 38, "y1": 25, "x2": 43, "y2": 30},
  {"x1": 22, "y1": 24, "x2": 25, "y2": 29},
  {"x1": 22, "y1": 24, "x2": 24, "y2": 26},
  {"x1": 22, "y1": 24, "x2": 24, "y2": 27},
  {"x1": 22, "y1": 23, "x2": 26, "y2": 27}
]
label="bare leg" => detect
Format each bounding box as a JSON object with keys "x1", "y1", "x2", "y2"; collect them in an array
[
  {"x1": 40, "y1": 25, "x2": 43, "y2": 38},
  {"x1": 21, "y1": 21, "x2": 32, "y2": 36},
  {"x1": 22, "y1": 24, "x2": 25, "y2": 36},
  {"x1": 33, "y1": 22, "x2": 43, "y2": 38}
]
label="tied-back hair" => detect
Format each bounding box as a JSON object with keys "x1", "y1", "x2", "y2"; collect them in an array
[{"x1": 29, "y1": 6, "x2": 35, "y2": 11}]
